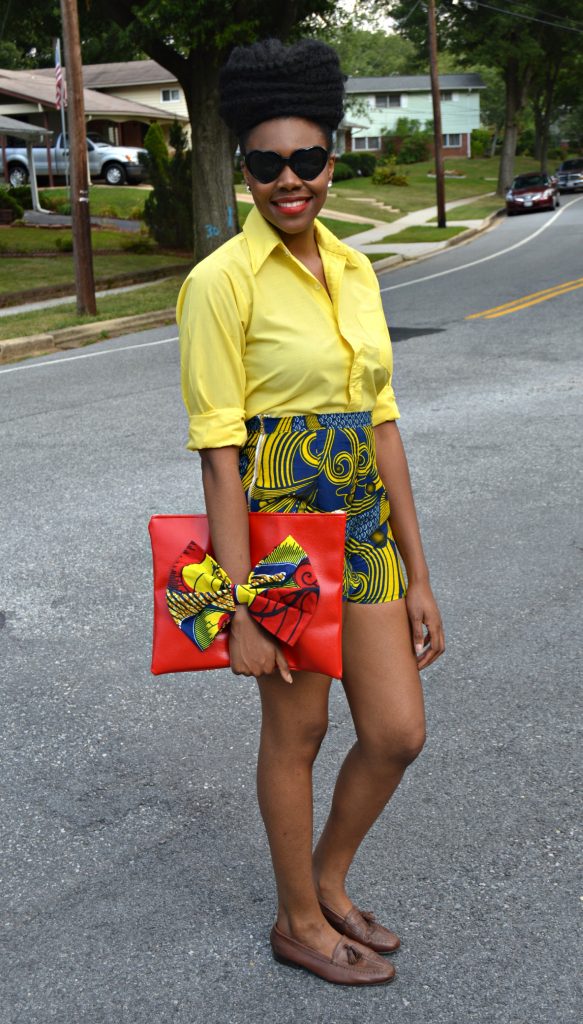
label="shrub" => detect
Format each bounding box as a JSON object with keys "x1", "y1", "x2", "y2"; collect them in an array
[
  {"x1": 372, "y1": 159, "x2": 410, "y2": 186},
  {"x1": 142, "y1": 120, "x2": 193, "y2": 250},
  {"x1": 332, "y1": 160, "x2": 354, "y2": 181},
  {"x1": 120, "y1": 231, "x2": 156, "y2": 253},
  {"x1": 129, "y1": 204, "x2": 145, "y2": 220},
  {"x1": 8, "y1": 184, "x2": 32, "y2": 209},
  {"x1": 341, "y1": 152, "x2": 377, "y2": 177},
  {"x1": 382, "y1": 118, "x2": 432, "y2": 164},
  {"x1": 0, "y1": 190, "x2": 23, "y2": 218},
  {"x1": 55, "y1": 235, "x2": 73, "y2": 252},
  {"x1": 471, "y1": 128, "x2": 491, "y2": 158}
]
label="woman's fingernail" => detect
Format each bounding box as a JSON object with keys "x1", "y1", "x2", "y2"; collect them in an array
[{"x1": 415, "y1": 644, "x2": 424, "y2": 655}]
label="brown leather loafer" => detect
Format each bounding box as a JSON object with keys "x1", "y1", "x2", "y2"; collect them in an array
[
  {"x1": 319, "y1": 901, "x2": 401, "y2": 954},
  {"x1": 270, "y1": 924, "x2": 396, "y2": 986}
]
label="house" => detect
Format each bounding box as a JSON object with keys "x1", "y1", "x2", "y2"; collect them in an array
[
  {"x1": 1, "y1": 60, "x2": 483, "y2": 159},
  {"x1": 342, "y1": 73, "x2": 485, "y2": 158},
  {"x1": 0, "y1": 65, "x2": 187, "y2": 156}
]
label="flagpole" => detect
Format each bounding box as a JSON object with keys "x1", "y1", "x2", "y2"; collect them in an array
[{"x1": 54, "y1": 38, "x2": 69, "y2": 188}]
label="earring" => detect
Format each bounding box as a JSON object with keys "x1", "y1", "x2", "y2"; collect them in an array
[
  {"x1": 327, "y1": 180, "x2": 333, "y2": 189},
  {"x1": 245, "y1": 184, "x2": 251, "y2": 193}
]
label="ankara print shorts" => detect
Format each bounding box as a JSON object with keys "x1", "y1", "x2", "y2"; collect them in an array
[{"x1": 239, "y1": 411, "x2": 407, "y2": 603}]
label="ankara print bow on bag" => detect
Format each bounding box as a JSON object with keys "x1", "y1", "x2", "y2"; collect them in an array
[{"x1": 166, "y1": 535, "x2": 319, "y2": 651}]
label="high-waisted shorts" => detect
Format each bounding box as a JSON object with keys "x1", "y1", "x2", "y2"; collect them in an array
[{"x1": 239, "y1": 411, "x2": 407, "y2": 604}]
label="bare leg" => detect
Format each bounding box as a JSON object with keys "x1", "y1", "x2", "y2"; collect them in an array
[
  {"x1": 313, "y1": 598, "x2": 426, "y2": 914},
  {"x1": 255, "y1": 668, "x2": 347, "y2": 956}
]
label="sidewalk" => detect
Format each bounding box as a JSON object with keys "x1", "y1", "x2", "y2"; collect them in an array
[{"x1": 341, "y1": 193, "x2": 496, "y2": 257}]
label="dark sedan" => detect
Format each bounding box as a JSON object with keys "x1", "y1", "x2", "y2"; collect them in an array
[{"x1": 506, "y1": 173, "x2": 560, "y2": 215}]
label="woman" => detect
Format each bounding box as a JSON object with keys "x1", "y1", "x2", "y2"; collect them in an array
[{"x1": 177, "y1": 38, "x2": 445, "y2": 986}]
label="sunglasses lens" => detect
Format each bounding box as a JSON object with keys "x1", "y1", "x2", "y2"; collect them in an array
[
  {"x1": 245, "y1": 147, "x2": 329, "y2": 184},
  {"x1": 289, "y1": 147, "x2": 329, "y2": 180},
  {"x1": 245, "y1": 151, "x2": 284, "y2": 184}
]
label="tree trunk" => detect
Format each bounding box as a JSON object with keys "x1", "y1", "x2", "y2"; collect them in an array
[
  {"x1": 497, "y1": 59, "x2": 529, "y2": 196},
  {"x1": 182, "y1": 54, "x2": 239, "y2": 262}
]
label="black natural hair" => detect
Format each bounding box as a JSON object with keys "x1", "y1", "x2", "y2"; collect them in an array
[{"x1": 219, "y1": 38, "x2": 345, "y2": 152}]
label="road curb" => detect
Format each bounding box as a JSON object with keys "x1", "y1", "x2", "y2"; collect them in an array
[
  {"x1": 372, "y1": 208, "x2": 504, "y2": 276},
  {"x1": 0, "y1": 309, "x2": 176, "y2": 364}
]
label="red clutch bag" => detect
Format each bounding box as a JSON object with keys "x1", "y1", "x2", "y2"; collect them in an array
[{"x1": 148, "y1": 512, "x2": 345, "y2": 678}]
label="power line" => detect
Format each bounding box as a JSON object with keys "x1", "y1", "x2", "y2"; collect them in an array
[{"x1": 460, "y1": 0, "x2": 583, "y2": 34}]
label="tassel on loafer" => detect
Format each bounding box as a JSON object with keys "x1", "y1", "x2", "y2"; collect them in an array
[
  {"x1": 319, "y1": 901, "x2": 401, "y2": 954},
  {"x1": 270, "y1": 924, "x2": 396, "y2": 986}
]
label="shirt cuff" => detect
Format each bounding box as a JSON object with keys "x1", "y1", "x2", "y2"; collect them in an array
[
  {"x1": 372, "y1": 389, "x2": 400, "y2": 426},
  {"x1": 186, "y1": 408, "x2": 247, "y2": 450}
]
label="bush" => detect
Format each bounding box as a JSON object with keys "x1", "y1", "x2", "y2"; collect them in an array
[
  {"x1": 128, "y1": 204, "x2": 145, "y2": 220},
  {"x1": 55, "y1": 235, "x2": 73, "y2": 252},
  {"x1": 0, "y1": 190, "x2": 23, "y2": 218},
  {"x1": 332, "y1": 160, "x2": 354, "y2": 181},
  {"x1": 8, "y1": 184, "x2": 32, "y2": 209},
  {"x1": 341, "y1": 152, "x2": 377, "y2": 177},
  {"x1": 382, "y1": 118, "x2": 432, "y2": 164},
  {"x1": 471, "y1": 128, "x2": 491, "y2": 158},
  {"x1": 39, "y1": 191, "x2": 72, "y2": 215},
  {"x1": 142, "y1": 120, "x2": 193, "y2": 250},
  {"x1": 120, "y1": 231, "x2": 156, "y2": 253},
  {"x1": 372, "y1": 158, "x2": 410, "y2": 187}
]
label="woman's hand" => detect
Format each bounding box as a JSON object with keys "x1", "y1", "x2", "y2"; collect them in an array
[
  {"x1": 229, "y1": 606, "x2": 293, "y2": 683},
  {"x1": 405, "y1": 578, "x2": 445, "y2": 670}
]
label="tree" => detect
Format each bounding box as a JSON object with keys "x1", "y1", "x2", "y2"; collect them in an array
[
  {"x1": 314, "y1": 24, "x2": 421, "y2": 76},
  {"x1": 93, "y1": 0, "x2": 338, "y2": 261},
  {"x1": 383, "y1": 0, "x2": 583, "y2": 192}
]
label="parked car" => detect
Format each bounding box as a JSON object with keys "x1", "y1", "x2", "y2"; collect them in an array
[
  {"x1": 505, "y1": 173, "x2": 559, "y2": 215},
  {"x1": 555, "y1": 158, "x2": 583, "y2": 193},
  {"x1": 0, "y1": 132, "x2": 148, "y2": 187}
]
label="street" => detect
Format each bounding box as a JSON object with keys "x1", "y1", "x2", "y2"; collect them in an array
[{"x1": 1, "y1": 197, "x2": 581, "y2": 1024}]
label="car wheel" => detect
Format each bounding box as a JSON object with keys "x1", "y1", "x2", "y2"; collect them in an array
[
  {"x1": 8, "y1": 164, "x2": 29, "y2": 187},
  {"x1": 103, "y1": 162, "x2": 126, "y2": 186}
]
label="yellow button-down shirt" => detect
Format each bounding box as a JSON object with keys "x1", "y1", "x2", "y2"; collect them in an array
[{"x1": 176, "y1": 204, "x2": 399, "y2": 450}]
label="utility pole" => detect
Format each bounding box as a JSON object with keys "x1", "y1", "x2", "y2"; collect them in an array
[
  {"x1": 427, "y1": 0, "x2": 446, "y2": 228},
  {"x1": 60, "y1": 0, "x2": 96, "y2": 314}
]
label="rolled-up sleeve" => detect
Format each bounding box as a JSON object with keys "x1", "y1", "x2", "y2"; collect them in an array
[
  {"x1": 372, "y1": 381, "x2": 400, "y2": 425},
  {"x1": 177, "y1": 262, "x2": 248, "y2": 450}
]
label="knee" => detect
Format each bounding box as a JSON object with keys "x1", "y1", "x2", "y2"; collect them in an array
[
  {"x1": 362, "y1": 721, "x2": 426, "y2": 770},
  {"x1": 262, "y1": 714, "x2": 329, "y2": 765}
]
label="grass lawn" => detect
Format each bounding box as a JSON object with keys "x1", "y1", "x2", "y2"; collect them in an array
[
  {"x1": 433, "y1": 196, "x2": 505, "y2": 220},
  {"x1": 0, "y1": 225, "x2": 149, "y2": 252},
  {"x1": 378, "y1": 225, "x2": 467, "y2": 243},
  {"x1": 0, "y1": 276, "x2": 182, "y2": 341},
  {"x1": 0, "y1": 252, "x2": 191, "y2": 296},
  {"x1": 324, "y1": 156, "x2": 540, "y2": 223},
  {"x1": 367, "y1": 253, "x2": 398, "y2": 263},
  {"x1": 40, "y1": 184, "x2": 149, "y2": 219}
]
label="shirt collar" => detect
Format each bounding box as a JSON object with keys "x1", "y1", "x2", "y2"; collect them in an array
[{"x1": 243, "y1": 203, "x2": 361, "y2": 274}]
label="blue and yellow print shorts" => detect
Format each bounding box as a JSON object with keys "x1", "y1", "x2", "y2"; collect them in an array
[{"x1": 239, "y1": 411, "x2": 407, "y2": 603}]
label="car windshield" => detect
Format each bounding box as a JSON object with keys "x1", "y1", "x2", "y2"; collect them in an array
[
  {"x1": 512, "y1": 175, "x2": 546, "y2": 189},
  {"x1": 560, "y1": 159, "x2": 583, "y2": 171}
]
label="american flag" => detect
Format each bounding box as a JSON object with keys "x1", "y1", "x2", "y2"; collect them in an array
[{"x1": 55, "y1": 39, "x2": 67, "y2": 111}]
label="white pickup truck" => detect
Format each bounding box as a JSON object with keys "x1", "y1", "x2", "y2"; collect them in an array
[{"x1": 0, "y1": 132, "x2": 148, "y2": 187}]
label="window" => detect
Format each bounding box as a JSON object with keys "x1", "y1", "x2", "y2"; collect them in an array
[
  {"x1": 161, "y1": 88, "x2": 180, "y2": 103},
  {"x1": 367, "y1": 137, "x2": 380, "y2": 150},
  {"x1": 354, "y1": 137, "x2": 367, "y2": 150},
  {"x1": 443, "y1": 133, "x2": 461, "y2": 148},
  {"x1": 388, "y1": 94, "x2": 401, "y2": 108},
  {"x1": 375, "y1": 95, "x2": 387, "y2": 108},
  {"x1": 440, "y1": 91, "x2": 453, "y2": 102}
]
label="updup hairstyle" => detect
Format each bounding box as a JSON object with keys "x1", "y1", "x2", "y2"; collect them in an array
[{"x1": 219, "y1": 38, "x2": 345, "y2": 153}]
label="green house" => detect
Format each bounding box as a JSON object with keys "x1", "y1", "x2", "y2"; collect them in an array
[{"x1": 340, "y1": 73, "x2": 485, "y2": 158}]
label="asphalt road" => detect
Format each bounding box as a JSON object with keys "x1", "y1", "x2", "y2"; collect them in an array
[{"x1": 1, "y1": 198, "x2": 581, "y2": 1024}]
